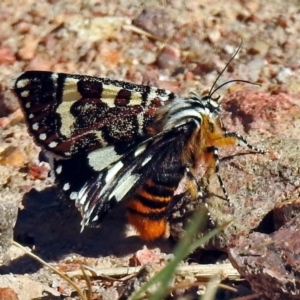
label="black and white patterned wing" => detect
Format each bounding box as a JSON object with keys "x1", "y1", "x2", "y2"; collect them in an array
[
  {"x1": 53, "y1": 123, "x2": 195, "y2": 227},
  {"x1": 13, "y1": 71, "x2": 175, "y2": 158}
]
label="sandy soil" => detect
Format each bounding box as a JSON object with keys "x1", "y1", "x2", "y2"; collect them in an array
[{"x1": 1, "y1": 0, "x2": 300, "y2": 299}]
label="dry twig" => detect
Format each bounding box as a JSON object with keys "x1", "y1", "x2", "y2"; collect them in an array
[{"x1": 66, "y1": 263, "x2": 240, "y2": 280}]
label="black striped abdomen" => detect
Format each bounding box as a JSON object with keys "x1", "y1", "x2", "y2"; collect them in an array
[{"x1": 127, "y1": 163, "x2": 185, "y2": 240}]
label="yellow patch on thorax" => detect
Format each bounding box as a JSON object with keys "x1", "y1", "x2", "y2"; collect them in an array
[{"x1": 182, "y1": 115, "x2": 238, "y2": 167}]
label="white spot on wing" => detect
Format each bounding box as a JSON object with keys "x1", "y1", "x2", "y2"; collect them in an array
[
  {"x1": 87, "y1": 147, "x2": 121, "y2": 172},
  {"x1": 25, "y1": 102, "x2": 31, "y2": 108},
  {"x1": 63, "y1": 183, "x2": 70, "y2": 191},
  {"x1": 29, "y1": 114, "x2": 34, "y2": 119},
  {"x1": 32, "y1": 123, "x2": 39, "y2": 130},
  {"x1": 39, "y1": 133, "x2": 47, "y2": 140},
  {"x1": 16, "y1": 78, "x2": 30, "y2": 89},
  {"x1": 55, "y1": 165, "x2": 62, "y2": 174},
  {"x1": 21, "y1": 90, "x2": 29, "y2": 97},
  {"x1": 70, "y1": 192, "x2": 78, "y2": 200},
  {"x1": 51, "y1": 73, "x2": 59, "y2": 81},
  {"x1": 49, "y1": 141, "x2": 58, "y2": 148}
]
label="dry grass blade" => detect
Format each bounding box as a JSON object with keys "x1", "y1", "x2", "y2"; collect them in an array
[
  {"x1": 201, "y1": 273, "x2": 221, "y2": 300},
  {"x1": 11, "y1": 241, "x2": 90, "y2": 300},
  {"x1": 66, "y1": 263, "x2": 240, "y2": 279},
  {"x1": 80, "y1": 263, "x2": 92, "y2": 300},
  {"x1": 122, "y1": 24, "x2": 164, "y2": 41}
]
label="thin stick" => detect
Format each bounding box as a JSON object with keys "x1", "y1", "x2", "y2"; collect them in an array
[
  {"x1": 66, "y1": 263, "x2": 240, "y2": 280},
  {"x1": 12, "y1": 241, "x2": 88, "y2": 300}
]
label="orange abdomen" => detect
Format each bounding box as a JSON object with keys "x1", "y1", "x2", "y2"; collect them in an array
[{"x1": 127, "y1": 173, "x2": 183, "y2": 240}]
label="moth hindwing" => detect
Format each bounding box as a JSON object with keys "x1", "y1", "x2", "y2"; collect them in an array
[{"x1": 13, "y1": 71, "x2": 264, "y2": 241}]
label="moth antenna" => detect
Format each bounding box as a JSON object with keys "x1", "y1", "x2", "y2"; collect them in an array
[
  {"x1": 211, "y1": 79, "x2": 260, "y2": 100},
  {"x1": 208, "y1": 40, "x2": 260, "y2": 100},
  {"x1": 208, "y1": 40, "x2": 243, "y2": 98}
]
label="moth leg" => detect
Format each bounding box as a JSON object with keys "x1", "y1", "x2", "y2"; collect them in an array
[
  {"x1": 184, "y1": 166, "x2": 215, "y2": 227},
  {"x1": 185, "y1": 166, "x2": 203, "y2": 199},
  {"x1": 204, "y1": 146, "x2": 231, "y2": 204},
  {"x1": 218, "y1": 119, "x2": 265, "y2": 154},
  {"x1": 223, "y1": 131, "x2": 265, "y2": 153}
]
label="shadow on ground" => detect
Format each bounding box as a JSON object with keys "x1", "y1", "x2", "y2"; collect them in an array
[{"x1": 1, "y1": 187, "x2": 172, "y2": 275}]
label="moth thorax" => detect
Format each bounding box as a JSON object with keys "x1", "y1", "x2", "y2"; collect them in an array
[
  {"x1": 181, "y1": 127, "x2": 202, "y2": 167},
  {"x1": 151, "y1": 100, "x2": 205, "y2": 136}
]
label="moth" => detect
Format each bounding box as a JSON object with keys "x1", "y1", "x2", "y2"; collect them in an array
[{"x1": 12, "y1": 59, "x2": 263, "y2": 240}]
